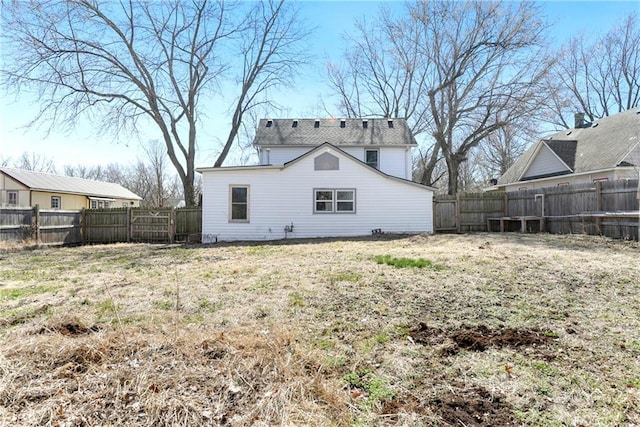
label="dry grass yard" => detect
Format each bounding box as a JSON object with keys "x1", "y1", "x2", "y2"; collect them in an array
[{"x1": 0, "y1": 233, "x2": 639, "y2": 426}]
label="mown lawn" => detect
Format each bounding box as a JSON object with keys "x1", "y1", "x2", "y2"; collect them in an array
[{"x1": 0, "y1": 233, "x2": 639, "y2": 426}]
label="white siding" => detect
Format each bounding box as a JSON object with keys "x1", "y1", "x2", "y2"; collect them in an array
[
  {"x1": 202, "y1": 148, "x2": 432, "y2": 242},
  {"x1": 261, "y1": 146, "x2": 410, "y2": 179},
  {"x1": 523, "y1": 145, "x2": 571, "y2": 179}
]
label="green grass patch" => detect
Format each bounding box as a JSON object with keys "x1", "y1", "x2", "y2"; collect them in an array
[
  {"x1": 374, "y1": 255, "x2": 442, "y2": 269},
  {"x1": 343, "y1": 369, "x2": 395, "y2": 410},
  {"x1": 0, "y1": 285, "x2": 58, "y2": 301},
  {"x1": 289, "y1": 292, "x2": 305, "y2": 308}
]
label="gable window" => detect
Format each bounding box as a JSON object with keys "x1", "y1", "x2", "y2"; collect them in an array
[
  {"x1": 314, "y1": 120, "x2": 320, "y2": 128},
  {"x1": 362, "y1": 120, "x2": 368, "y2": 129},
  {"x1": 365, "y1": 149, "x2": 379, "y2": 169},
  {"x1": 314, "y1": 189, "x2": 355, "y2": 213},
  {"x1": 51, "y1": 196, "x2": 61, "y2": 210},
  {"x1": 314, "y1": 152, "x2": 339, "y2": 170},
  {"x1": 7, "y1": 191, "x2": 17, "y2": 206},
  {"x1": 230, "y1": 185, "x2": 249, "y2": 222},
  {"x1": 292, "y1": 120, "x2": 298, "y2": 128},
  {"x1": 387, "y1": 120, "x2": 394, "y2": 128},
  {"x1": 266, "y1": 120, "x2": 273, "y2": 128},
  {"x1": 340, "y1": 120, "x2": 346, "y2": 128}
]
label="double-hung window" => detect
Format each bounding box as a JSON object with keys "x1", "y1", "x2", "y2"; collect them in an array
[
  {"x1": 7, "y1": 191, "x2": 18, "y2": 206},
  {"x1": 365, "y1": 149, "x2": 379, "y2": 169},
  {"x1": 230, "y1": 185, "x2": 249, "y2": 222},
  {"x1": 314, "y1": 189, "x2": 355, "y2": 213}
]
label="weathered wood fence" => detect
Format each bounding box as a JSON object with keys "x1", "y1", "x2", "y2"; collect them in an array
[
  {"x1": 3, "y1": 180, "x2": 637, "y2": 245},
  {"x1": 0, "y1": 207, "x2": 202, "y2": 245},
  {"x1": 0, "y1": 206, "x2": 81, "y2": 245},
  {"x1": 434, "y1": 179, "x2": 639, "y2": 240}
]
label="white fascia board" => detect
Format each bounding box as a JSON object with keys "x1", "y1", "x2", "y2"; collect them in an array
[{"x1": 196, "y1": 165, "x2": 282, "y2": 173}]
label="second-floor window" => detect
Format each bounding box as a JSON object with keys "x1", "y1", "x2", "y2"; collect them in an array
[{"x1": 365, "y1": 149, "x2": 379, "y2": 169}]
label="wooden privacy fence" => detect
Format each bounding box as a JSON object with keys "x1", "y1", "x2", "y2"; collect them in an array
[
  {"x1": 0, "y1": 206, "x2": 202, "y2": 245},
  {"x1": 84, "y1": 207, "x2": 202, "y2": 244},
  {"x1": 434, "y1": 179, "x2": 639, "y2": 240},
  {"x1": 0, "y1": 206, "x2": 81, "y2": 245}
]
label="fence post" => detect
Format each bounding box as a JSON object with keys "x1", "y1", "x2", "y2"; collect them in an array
[
  {"x1": 595, "y1": 181, "x2": 603, "y2": 233},
  {"x1": 32, "y1": 204, "x2": 40, "y2": 242},
  {"x1": 126, "y1": 206, "x2": 131, "y2": 243},
  {"x1": 80, "y1": 208, "x2": 86, "y2": 244},
  {"x1": 170, "y1": 208, "x2": 175, "y2": 243},
  {"x1": 504, "y1": 192, "x2": 509, "y2": 217},
  {"x1": 456, "y1": 192, "x2": 461, "y2": 233}
]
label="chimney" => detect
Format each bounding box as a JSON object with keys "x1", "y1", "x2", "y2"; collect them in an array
[{"x1": 574, "y1": 112, "x2": 585, "y2": 129}]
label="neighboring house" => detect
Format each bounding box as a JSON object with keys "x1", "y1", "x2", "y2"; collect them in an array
[
  {"x1": 0, "y1": 167, "x2": 142, "y2": 209},
  {"x1": 493, "y1": 108, "x2": 640, "y2": 192},
  {"x1": 197, "y1": 118, "x2": 434, "y2": 242}
]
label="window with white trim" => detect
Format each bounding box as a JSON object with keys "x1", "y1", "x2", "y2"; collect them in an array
[
  {"x1": 7, "y1": 191, "x2": 17, "y2": 206},
  {"x1": 314, "y1": 189, "x2": 355, "y2": 213},
  {"x1": 229, "y1": 185, "x2": 249, "y2": 222},
  {"x1": 51, "y1": 196, "x2": 61, "y2": 209}
]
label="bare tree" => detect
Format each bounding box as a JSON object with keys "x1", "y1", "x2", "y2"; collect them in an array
[
  {"x1": 328, "y1": 1, "x2": 551, "y2": 194},
  {"x1": 142, "y1": 140, "x2": 168, "y2": 207},
  {"x1": 14, "y1": 152, "x2": 57, "y2": 173},
  {"x1": 1, "y1": 0, "x2": 310, "y2": 206},
  {"x1": 476, "y1": 120, "x2": 540, "y2": 182},
  {"x1": 327, "y1": 7, "x2": 438, "y2": 184},
  {"x1": 546, "y1": 12, "x2": 639, "y2": 127}
]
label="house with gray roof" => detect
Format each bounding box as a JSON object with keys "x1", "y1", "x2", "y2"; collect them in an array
[
  {"x1": 197, "y1": 118, "x2": 434, "y2": 242},
  {"x1": 494, "y1": 108, "x2": 640, "y2": 191},
  {"x1": 0, "y1": 167, "x2": 142, "y2": 210}
]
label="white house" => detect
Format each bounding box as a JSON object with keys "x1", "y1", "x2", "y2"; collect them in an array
[
  {"x1": 197, "y1": 118, "x2": 434, "y2": 242},
  {"x1": 494, "y1": 108, "x2": 640, "y2": 192}
]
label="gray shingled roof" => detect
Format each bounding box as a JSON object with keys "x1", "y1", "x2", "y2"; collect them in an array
[
  {"x1": 546, "y1": 140, "x2": 577, "y2": 170},
  {"x1": 0, "y1": 167, "x2": 142, "y2": 200},
  {"x1": 499, "y1": 107, "x2": 640, "y2": 184},
  {"x1": 254, "y1": 118, "x2": 417, "y2": 147}
]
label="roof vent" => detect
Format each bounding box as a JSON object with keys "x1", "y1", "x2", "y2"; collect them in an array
[
  {"x1": 314, "y1": 120, "x2": 320, "y2": 128},
  {"x1": 566, "y1": 131, "x2": 572, "y2": 135},
  {"x1": 266, "y1": 120, "x2": 273, "y2": 128},
  {"x1": 592, "y1": 122, "x2": 599, "y2": 128},
  {"x1": 292, "y1": 120, "x2": 298, "y2": 128}
]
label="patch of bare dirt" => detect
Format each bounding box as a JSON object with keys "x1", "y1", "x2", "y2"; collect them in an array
[
  {"x1": 37, "y1": 317, "x2": 102, "y2": 336},
  {"x1": 410, "y1": 322, "x2": 556, "y2": 353},
  {"x1": 430, "y1": 385, "x2": 519, "y2": 426}
]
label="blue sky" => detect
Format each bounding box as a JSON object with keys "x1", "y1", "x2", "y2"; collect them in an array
[{"x1": 1, "y1": 0, "x2": 639, "y2": 171}]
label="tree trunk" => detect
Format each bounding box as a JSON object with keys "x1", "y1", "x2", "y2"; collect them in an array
[{"x1": 446, "y1": 155, "x2": 461, "y2": 196}]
